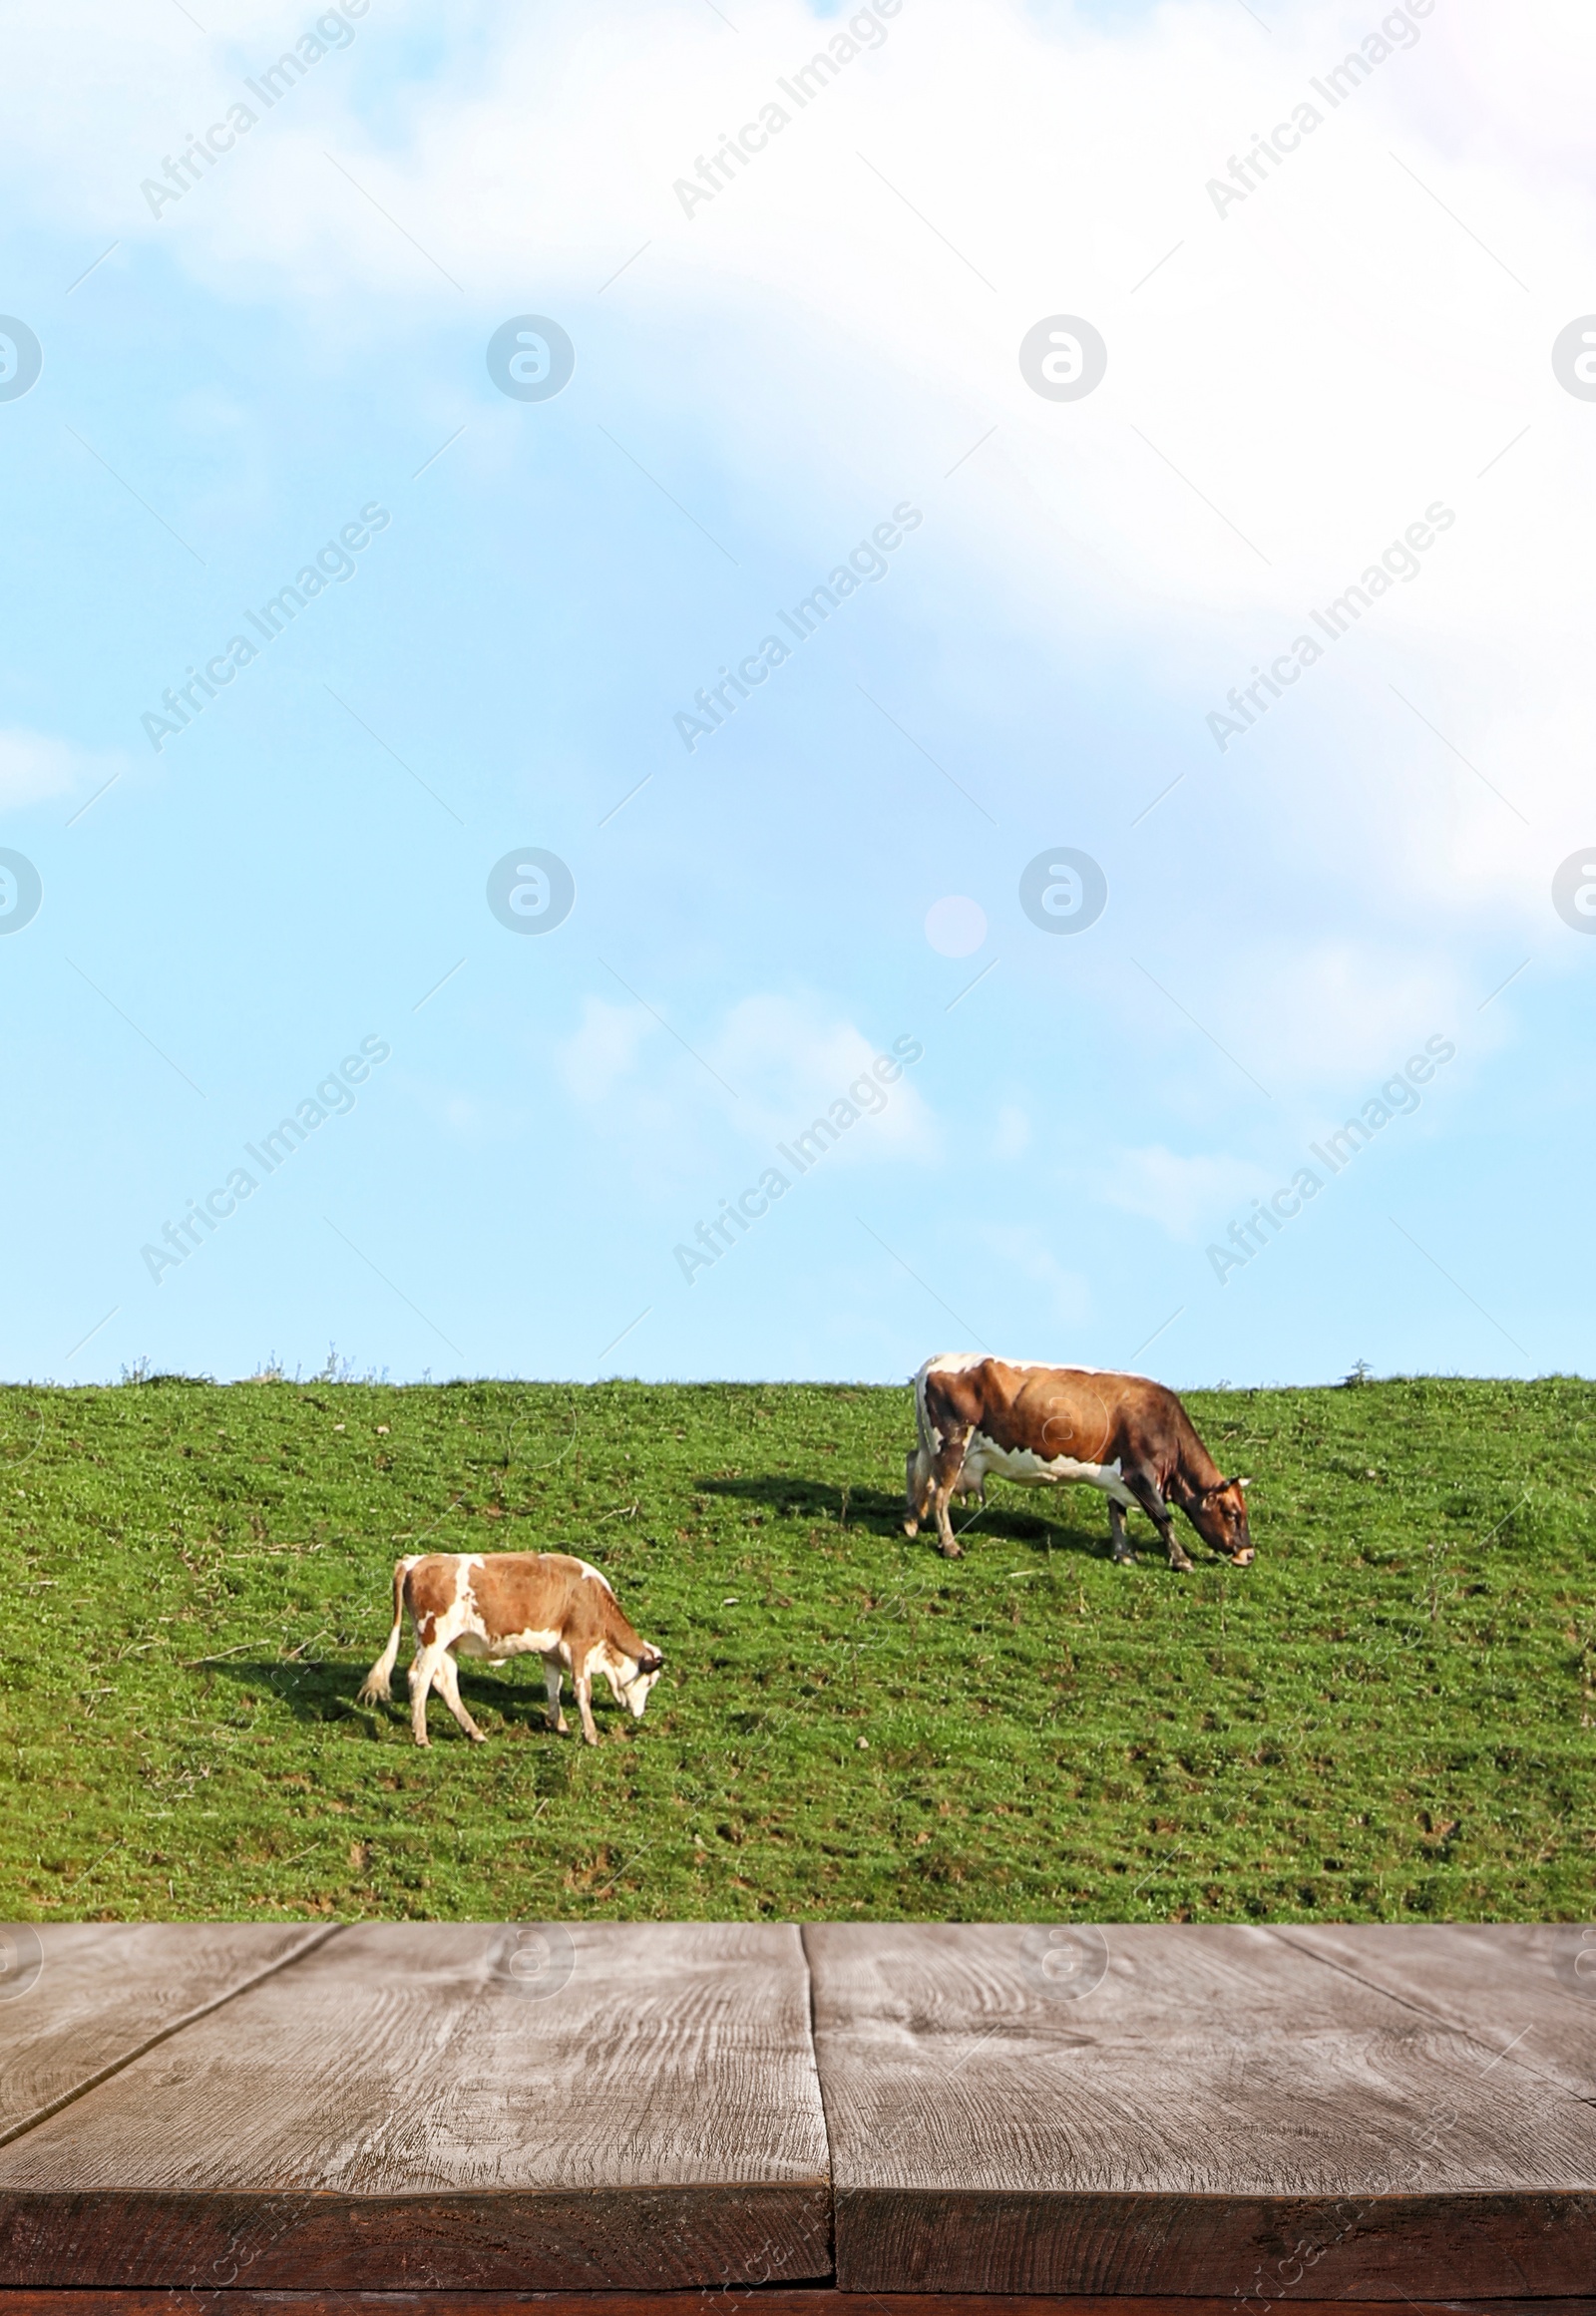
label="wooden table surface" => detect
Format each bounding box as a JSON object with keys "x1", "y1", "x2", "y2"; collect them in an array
[
  {"x1": 809, "y1": 1923, "x2": 1596, "y2": 2297},
  {"x1": 0, "y1": 1923, "x2": 1591, "y2": 2304}
]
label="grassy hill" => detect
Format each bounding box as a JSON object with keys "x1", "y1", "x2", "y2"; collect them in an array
[{"x1": 1, "y1": 1372, "x2": 1591, "y2": 1921}]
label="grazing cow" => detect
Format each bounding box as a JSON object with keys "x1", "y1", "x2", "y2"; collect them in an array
[
  {"x1": 904, "y1": 1352, "x2": 1254, "y2": 1571},
  {"x1": 358, "y1": 1550, "x2": 663, "y2": 1746}
]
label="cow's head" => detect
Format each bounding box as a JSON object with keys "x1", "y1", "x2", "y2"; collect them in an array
[
  {"x1": 1189, "y1": 1475, "x2": 1254, "y2": 1565},
  {"x1": 618, "y1": 1644, "x2": 664, "y2": 1719}
]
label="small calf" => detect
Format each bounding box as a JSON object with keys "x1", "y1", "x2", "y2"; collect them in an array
[{"x1": 358, "y1": 1550, "x2": 663, "y2": 1746}]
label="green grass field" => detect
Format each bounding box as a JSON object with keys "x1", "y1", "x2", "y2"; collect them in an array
[{"x1": 2, "y1": 1372, "x2": 1591, "y2": 1922}]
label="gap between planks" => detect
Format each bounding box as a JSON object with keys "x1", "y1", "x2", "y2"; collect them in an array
[
  {"x1": 0, "y1": 1926, "x2": 345, "y2": 2152},
  {"x1": 1264, "y1": 1927, "x2": 1581, "y2": 2102}
]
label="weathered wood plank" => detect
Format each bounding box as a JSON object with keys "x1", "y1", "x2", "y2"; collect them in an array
[
  {"x1": 1275, "y1": 1925, "x2": 1596, "y2": 2100},
  {"x1": 1, "y1": 2298, "x2": 1594, "y2": 2316},
  {"x1": 0, "y1": 1928, "x2": 335, "y2": 2148},
  {"x1": 805, "y1": 1922, "x2": 1596, "y2": 2298},
  {"x1": 0, "y1": 1926, "x2": 830, "y2": 2290},
  {"x1": 0, "y1": 2288, "x2": 1584, "y2": 2306}
]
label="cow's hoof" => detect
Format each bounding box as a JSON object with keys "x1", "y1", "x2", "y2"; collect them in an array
[
  {"x1": 1169, "y1": 1555, "x2": 1194, "y2": 1574},
  {"x1": 939, "y1": 1542, "x2": 964, "y2": 1560},
  {"x1": 903, "y1": 1519, "x2": 919, "y2": 1537},
  {"x1": 1111, "y1": 1549, "x2": 1137, "y2": 1567}
]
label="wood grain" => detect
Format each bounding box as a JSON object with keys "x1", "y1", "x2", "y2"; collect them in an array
[
  {"x1": 804, "y1": 1922, "x2": 1596, "y2": 2298},
  {"x1": 1274, "y1": 1925, "x2": 1596, "y2": 2101},
  {"x1": 0, "y1": 1926, "x2": 830, "y2": 2291},
  {"x1": 0, "y1": 1928, "x2": 335, "y2": 2147}
]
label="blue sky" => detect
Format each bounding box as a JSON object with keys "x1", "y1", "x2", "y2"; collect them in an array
[{"x1": 2, "y1": 0, "x2": 1593, "y2": 1386}]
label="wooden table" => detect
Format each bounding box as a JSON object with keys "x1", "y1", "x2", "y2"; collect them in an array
[{"x1": 0, "y1": 1924, "x2": 1592, "y2": 2313}]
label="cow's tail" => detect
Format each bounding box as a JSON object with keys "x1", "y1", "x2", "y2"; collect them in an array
[
  {"x1": 358, "y1": 1556, "x2": 418, "y2": 1704},
  {"x1": 904, "y1": 1358, "x2": 942, "y2": 1533},
  {"x1": 913, "y1": 1356, "x2": 942, "y2": 1467}
]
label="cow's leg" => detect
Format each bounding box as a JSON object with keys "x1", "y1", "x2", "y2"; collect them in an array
[
  {"x1": 433, "y1": 1648, "x2": 488, "y2": 1743},
  {"x1": 574, "y1": 1664, "x2": 599, "y2": 1746},
  {"x1": 1107, "y1": 1497, "x2": 1136, "y2": 1565},
  {"x1": 1125, "y1": 1469, "x2": 1192, "y2": 1572},
  {"x1": 407, "y1": 1642, "x2": 446, "y2": 1745},
  {"x1": 543, "y1": 1653, "x2": 569, "y2": 1735},
  {"x1": 930, "y1": 1428, "x2": 974, "y2": 1557}
]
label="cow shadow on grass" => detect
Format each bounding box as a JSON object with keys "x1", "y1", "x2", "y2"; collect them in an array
[
  {"x1": 696, "y1": 1474, "x2": 1114, "y2": 1559},
  {"x1": 207, "y1": 1656, "x2": 580, "y2": 1739}
]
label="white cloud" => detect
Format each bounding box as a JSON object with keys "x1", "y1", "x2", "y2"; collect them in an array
[
  {"x1": 972, "y1": 1223, "x2": 1091, "y2": 1325},
  {"x1": 1088, "y1": 1144, "x2": 1267, "y2": 1243},
  {"x1": 1119, "y1": 937, "x2": 1476, "y2": 1104},
  {"x1": 708, "y1": 992, "x2": 936, "y2": 1160},
  {"x1": 555, "y1": 995, "x2": 656, "y2": 1103},
  {"x1": 0, "y1": 729, "x2": 124, "y2": 809},
  {"x1": 548, "y1": 989, "x2": 935, "y2": 1193},
  {"x1": 992, "y1": 1102, "x2": 1031, "y2": 1158},
  {"x1": 45, "y1": 0, "x2": 1574, "y2": 911},
  {"x1": 16, "y1": 0, "x2": 1596, "y2": 993}
]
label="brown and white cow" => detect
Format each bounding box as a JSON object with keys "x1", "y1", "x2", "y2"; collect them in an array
[
  {"x1": 904, "y1": 1352, "x2": 1254, "y2": 1571},
  {"x1": 358, "y1": 1550, "x2": 663, "y2": 1746}
]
